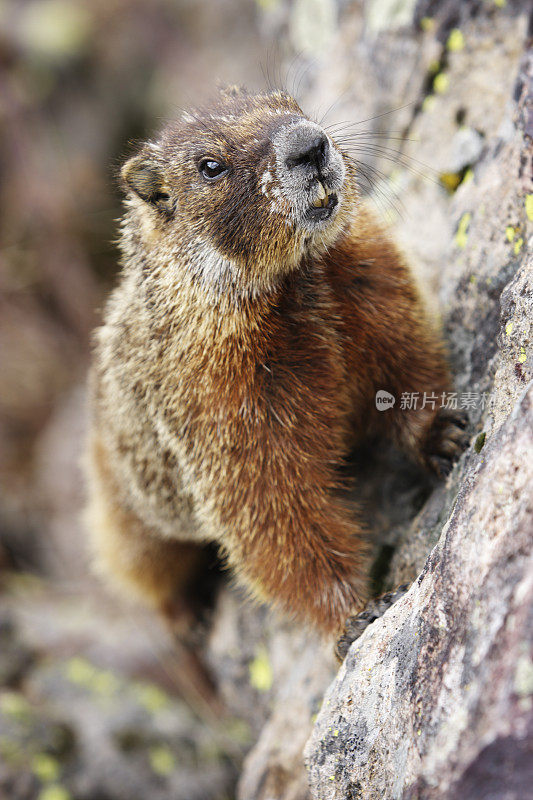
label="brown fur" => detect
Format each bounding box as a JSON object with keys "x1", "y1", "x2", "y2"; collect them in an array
[{"x1": 86, "y1": 88, "x2": 453, "y2": 635}]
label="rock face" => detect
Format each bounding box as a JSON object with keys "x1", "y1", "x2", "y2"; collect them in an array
[
  {"x1": 305, "y1": 385, "x2": 532, "y2": 799},
  {"x1": 302, "y1": 4, "x2": 533, "y2": 800}
]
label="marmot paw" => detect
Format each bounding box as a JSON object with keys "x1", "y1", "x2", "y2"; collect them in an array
[
  {"x1": 424, "y1": 408, "x2": 470, "y2": 478},
  {"x1": 335, "y1": 582, "x2": 410, "y2": 661}
]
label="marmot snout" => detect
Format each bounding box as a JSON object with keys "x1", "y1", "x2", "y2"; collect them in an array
[{"x1": 85, "y1": 86, "x2": 466, "y2": 636}]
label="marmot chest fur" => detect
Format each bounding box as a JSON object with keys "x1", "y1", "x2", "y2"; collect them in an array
[{"x1": 86, "y1": 86, "x2": 464, "y2": 635}]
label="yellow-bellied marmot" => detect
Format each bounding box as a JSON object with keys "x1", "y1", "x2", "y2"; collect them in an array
[{"x1": 85, "y1": 86, "x2": 467, "y2": 639}]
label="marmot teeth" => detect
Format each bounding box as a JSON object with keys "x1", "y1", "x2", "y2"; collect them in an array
[{"x1": 312, "y1": 182, "x2": 329, "y2": 207}]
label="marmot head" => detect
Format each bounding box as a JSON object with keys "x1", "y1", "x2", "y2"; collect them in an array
[{"x1": 121, "y1": 86, "x2": 359, "y2": 297}]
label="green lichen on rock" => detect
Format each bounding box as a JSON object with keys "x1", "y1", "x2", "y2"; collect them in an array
[
  {"x1": 37, "y1": 785, "x2": 72, "y2": 800},
  {"x1": 64, "y1": 656, "x2": 119, "y2": 697},
  {"x1": 0, "y1": 690, "x2": 31, "y2": 720},
  {"x1": 433, "y1": 72, "x2": 450, "y2": 94},
  {"x1": 149, "y1": 744, "x2": 176, "y2": 776},
  {"x1": 447, "y1": 29, "x2": 465, "y2": 52},
  {"x1": 133, "y1": 682, "x2": 171, "y2": 713},
  {"x1": 32, "y1": 752, "x2": 61, "y2": 783},
  {"x1": 513, "y1": 237, "x2": 524, "y2": 255},
  {"x1": 474, "y1": 432, "x2": 486, "y2": 453},
  {"x1": 455, "y1": 212, "x2": 471, "y2": 248},
  {"x1": 525, "y1": 194, "x2": 533, "y2": 221},
  {"x1": 249, "y1": 645, "x2": 273, "y2": 692}
]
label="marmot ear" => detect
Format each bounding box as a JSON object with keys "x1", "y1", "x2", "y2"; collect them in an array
[{"x1": 121, "y1": 154, "x2": 173, "y2": 215}]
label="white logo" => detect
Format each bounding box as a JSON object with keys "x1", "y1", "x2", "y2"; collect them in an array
[{"x1": 375, "y1": 390, "x2": 396, "y2": 411}]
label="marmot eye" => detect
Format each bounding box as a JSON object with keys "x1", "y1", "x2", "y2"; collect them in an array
[{"x1": 198, "y1": 158, "x2": 228, "y2": 182}]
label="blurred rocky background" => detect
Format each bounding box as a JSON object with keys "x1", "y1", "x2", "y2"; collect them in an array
[{"x1": 0, "y1": 1, "x2": 532, "y2": 799}]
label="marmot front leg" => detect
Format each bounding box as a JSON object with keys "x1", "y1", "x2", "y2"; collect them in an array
[
  {"x1": 186, "y1": 414, "x2": 370, "y2": 634},
  {"x1": 220, "y1": 495, "x2": 370, "y2": 635}
]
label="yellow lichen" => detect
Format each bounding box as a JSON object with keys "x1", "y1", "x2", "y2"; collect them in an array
[
  {"x1": 65, "y1": 657, "x2": 97, "y2": 686},
  {"x1": 134, "y1": 683, "x2": 170, "y2": 713},
  {"x1": 514, "y1": 237, "x2": 524, "y2": 255},
  {"x1": 455, "y1": 212, "x2": 471, "y2": 248},
  {"x1": 149, "y1": 745, "x2": 176, "y2": 776},
  {"x1": 0, "y1": 691, "x2": 30, "y2": 719},
  {"x1": 433, "y1": 73, "x2": 449, "y2": 94},
  {"x1": 518, "y1": 347, "x2": 527, "y2": 364},
  {"x1": 420, "y1": 17, "x2": 435, "y2": 32},
  {"x1": 38, "y1": 785, "x2": 71, "y2": 800},
  {"x1": 505, "y1": 321, "x2": 513, "y2": 336},
  {"x1": 32, "y1": 753, "x2": 60, "y2": 783},
  {"x1": 526, "y1": 194, "x2": 533, "y2": 221},
  {"x1": 249, "y1": 645, "x2": 273, "y2": 692},
  {"x1": 91, "y1": 670, "x2": 119, "y2": 696},
  {"x1": 505, "y1": 225, "x2": 516, "y2": 242},
  {"x1": 440, "y1": 172, "x2": 462, "y2": 192},
  {"x1": 65, "y1": 657, "x2": 119, "y2": 699},
  {"x1": 447, "y1": 29, "x2": 464, "y2": 52}
]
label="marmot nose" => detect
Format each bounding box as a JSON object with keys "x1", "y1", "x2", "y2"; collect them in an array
[{"x1": 285, "y1": 133, "x2": 329, "y2": 170}]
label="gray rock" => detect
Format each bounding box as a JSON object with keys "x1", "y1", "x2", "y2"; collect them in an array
[
  {"x1": 305, "y1": 382, "x2": 532, "y2": 799},
  {"x1": 303, "y1": 12, "x2": 533, "y2": 800}
]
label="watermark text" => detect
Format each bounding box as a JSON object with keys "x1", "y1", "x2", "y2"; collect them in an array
[{"x1": 375, "y1": 390, "x2": 488, "y2": 411}]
